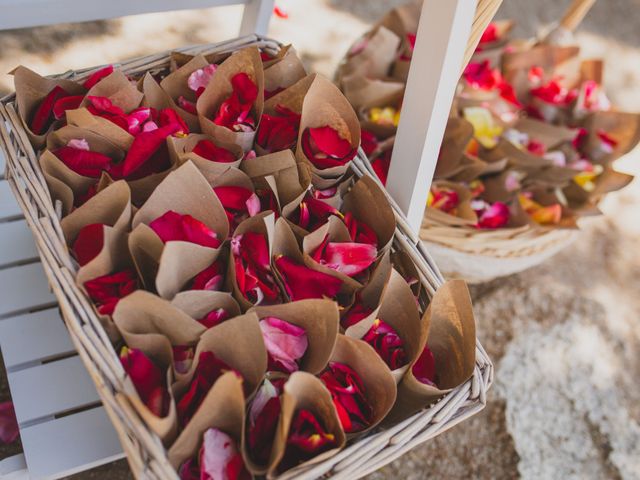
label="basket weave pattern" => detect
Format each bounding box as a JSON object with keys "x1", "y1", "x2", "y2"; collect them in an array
[{"x1": 0, "y1": 36, "x2": 492, "y2": 479}]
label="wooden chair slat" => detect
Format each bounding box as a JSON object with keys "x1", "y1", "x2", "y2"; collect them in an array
[
  {"x1": 0, "y1": 180, "x2": 21, "y2": 221},
  {"x1": 0, "y1": 219, "x2": 39, "y2": 267},
  {"x1": 0, "y1": 263, "x2": 56, "y2": 317}
]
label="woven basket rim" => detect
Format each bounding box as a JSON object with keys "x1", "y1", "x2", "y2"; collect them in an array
[{"x1": 0, "y1": 35, "x2": 493, "y2": 480}]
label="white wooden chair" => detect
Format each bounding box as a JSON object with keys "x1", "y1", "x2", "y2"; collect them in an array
[{"x1": 0, "y1": 0, "x2": 474, "y2": 478}]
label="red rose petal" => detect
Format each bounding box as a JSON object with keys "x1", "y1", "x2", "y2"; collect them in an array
[
  {"x1": 149, "y1": 211, "x2": 221, "y2": 248},
  {"x1": 275, "y1": 256, "x2": 342, "y2": 301},
  {"x1": 72, "y1": 223, "x2": 105, "y2": 266},
  {"x1": 30, "y1": 85, "x2": 69, "y2": 134},
  {"x1": 83, "y1": 65, "x2": 115, "y2": 89},
  {"x1": 314, "y1": 240, "x2": 377, "y2": 277},
  {"x1": 120, "y1": 347, "x2": 169, "y2": 417},
  {"x1": 320, "y1": 362, "x2": 372, "y2": 433},
  {"x1": 412, "y1": 345, "x2": 437, "y2": 387},
  {"x1": 192, "y1": 139, "x2": 237, "y2": 163},
  {"x1": 53, "y1": 94, "x2": 84, "y2": 120},
  {"x1": 84, "y1": 269, "x2": 138, "y2": 316},
  {"x1": 52, "y1": 145, "x2": 114, "y2": 178},
  {"x1": 362, "y1": 318, "x2": 408, "y2": 370}
]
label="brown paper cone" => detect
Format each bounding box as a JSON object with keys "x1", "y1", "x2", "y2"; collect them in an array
[
  {"x1": 167, "y1": 133, "x2": 244, "y2": 181},
  {"x1": 268, "y1": 372, "x2": 346, "y2": 478},
  {"x1": 358, "y1": 87, "x2": 404, "y2": 139},
  {"x1": 295, "y1": 75, "x2": 361, "y2": 180},
  {"x1": 12, "y1": 66, "x2": 86, "y2": 149},
  {"x1": 341, "y1": 75, "x2": 405, "y2": 112},
  {"x1": 66, "y1": 107, "x2": 134, "y2": 151},
  {"x1": 167, "y1": 371, "x2": 245, "y2": 469},
  {"x1": 425, "y1": 181, "x2": 478, "y2": 227},
  {"x1": 264, "y1": 45, "x2": 307, "y2": 95},
  {"x1": 341, "y1": 175, "x2": 396, "y2": 251},
  {"x1": 327, "y1": 334, "x2": 397, "y2": 436},
  {"x1": 249, "y1": 299, "x2": 340, "y2": 375},
  {"x1": 173, "y1": 312, "x2": 268, "y2": 399},
  {"x1": 141, "y1": 73, "x2": 200, "y2": 133},
  {"x1": 197, "y1": 47, "x2": 265, "y2": 151},
  {"x1": 581, "y1": 111, "x2": 640, "y2": 164},
  {"x1": 81, "y1": 69, "x2": 144, "y2": 113},
  {"x1": 388, "y1": 280, "x2": 476, "y2": 422}
]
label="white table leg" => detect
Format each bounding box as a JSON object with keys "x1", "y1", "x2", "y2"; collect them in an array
[{"x1": 239, "y1": 0, "x2": 275, "y2": 36}]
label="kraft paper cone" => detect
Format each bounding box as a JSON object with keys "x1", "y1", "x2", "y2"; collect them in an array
[
  {"x1": 272, "y1": 217, "x2": 360, "y2": 302},
  {"x1": 172, "y1": 312, "x2": 268, "y2": 399},
  {"x1": 46, "y1": 124, "x2": 126, "y2": 160},
  {"x1": 341, "y1": 75, "x2": 405, "y2": 112},
  {"x1": 301, "y1": 215, "x2": 373, "y2": 290},
  {"x1": 250, "y1": 299, "x2": 340, "y2": 375},
  {"x1": 12, "y1": 66, "x2": 86, "y2": 149},
  {"x1": 267, "y1": 372, "x2": 346, "y2": 478},
  {"x1": 295, "y1": 75, "x2": 361, "y2": 179},
  {"x1": 160, "y1": 54, "x2": 209, "y2": 103},
  {"x1": 590, "y1": 166, "x2": 634, "y2": 197},
  {"x1": 326, "y1": 334, "x2": 397, "y2": 436},
  {"x1": 425, "y1": 181, "x2": 478, "y2": 227},
  {"x1": 171, "y1": 291, "x2": 241, "y2": 322},
  {"x1": 241, "y1": 150, "x2": 311, "y2": 217},
  {"x1": 387, "y1": 280, "x2": 476, "y2": 423},
  {"x1": 128, "y1": 223, "x2": 224, "y2": 300},
  {"x1": 263, "y1": 74, "x2": 314, "y2": 118},
  {"x1": 434, "y1": 117, "x2": 474, "y2": 179},
  {"x1": 61, "y1": 179, "x2": 132, "y2": 243},
  {"x1": 227, "y1": 212, "x2": 279, "y2": 310},
  {"x1": 132, "y1": 161, "x2": 228, "y2": 239},
  {"x1": 209, "y1": 166, "x2": 255, "y2": 191},
  {"x1": 343, "y1": 252, "x2": 392, "y2": 338},
  {"x1": 522, "y1": 165, "x2": 581, "y2": 190},
  {"x1": 167, "y1": 371, "x2": 245, "y2": 469},
  {"x1": 66, "y1": 107, "x2": 135, "y2": 151},
  {"x1": 526, "y1": 188, "x2": 578, "y2": 229},
  {"x1": 358, "y1": 87, "x2": 404, "y2": 139},
  {"x1": 142, "y1": 73, "x2": 200, "y2": 133},
  {"x1": 390, "y1": 249, "x2": 421, "y2": 299},
  {"x1": 337, "y1": 26, "x2": 400, "y2": 87},
  {"x1": 580, "y1": 111, "x2": 640, "y2": 164},
  {"x1": 342, "y1": 175, "x2": 396, "y2": 251},
  {"x1": 170, "y1": 51, "x2": 229, "y2": 71},
  {"x1": 167, "y1": 134, "x2": 243, "y2": 182},
  {"x1": 515, "y1": 117, "x2": 578, "y2": 150},
  {"x1": 197, "y1": 47, "x2": 265, "y2": 151},
  {"x1": 263, "y1": 45, "x2": 307, "y2": 96},
  {"x1": 376, "y1": 1, "x2": 420, "y2": 43},
  {"x1": 368, "y1": 269, "x2": 423, "y2": 383},
  {"x1": 113, "y1": 290, "x2": 206, "y2": 371},
  {"x1": 502, "y1": 45, "x2": 581, "y2": 101},
  {"x1": 81, "y1": 69, "x2": 144, "y2": 113},
  {"x1": 39, "y1": 150, "x2": 98, "y2": 216}
]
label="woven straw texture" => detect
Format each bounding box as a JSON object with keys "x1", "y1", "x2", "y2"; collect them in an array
[{"x1": 0, "y1": 35, "x2": 492, "y2": 479}]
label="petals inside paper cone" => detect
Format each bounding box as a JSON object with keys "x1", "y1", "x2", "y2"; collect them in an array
[
  {"x1": 247, "y1": 378, "x2": 283, "y2": 466},
  {"x1": 192, "y1": 139, "x2": 237, "y2": 163},
  {"x1": 275, "y1": 255, "x2": 342, "y2": 301},
  {"x1": 412, "y1": 345, "x2": 437, "y2": 387},
  {"x1": 84, "y1": 269, "x2": 138, "y2": 315},
  {"x1": 120, "y1": 347, "x2": 170, "y2": 417},
  {"x1": 190, "y1": 260, "x2": 226, "y2": 291},
  {"x1": 179, "y1": 428, "x2": 250, "y2": 480},
  {"x1": 301, "y1": 126, "x2": 356, "y2": 170},
  {"x1": 214, "y1": 186, "x2": 261, "y2": 231},
  {"x1": 362, "y1": 318, "x2": 408, "y2": 370},
  {"x1": 150, "y1": 211, "x2": 221, "y2": 248},
  {"x1": 83, "y1": 65, "x2": 114, "y2": 89},
  {"x1": 213, "y1": 72, "x2": 258, "y2": 132},
  {"x1": 256, "y1": 105, "x2": 301, "y2": 153},
  {"x1": 259, "y1": 317, "x2": 308, "y2": 373},
  {"x1": 311, "y1": 235, "x2": 377, "y2": 277},
  {"x1": 30, "y1": 85, "x2": 70, "y2": 134},
  {"x1": 232, "y1": 232, "x2": 281, "y2": 305},
  {"x1": 72, "y1": 223, "x2": 105, "y2": 266},
  {"x1": 320, "y1": 362, "x2": 372, "y2": 433}
]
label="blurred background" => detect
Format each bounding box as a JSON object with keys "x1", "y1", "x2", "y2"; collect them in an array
[{"x1": 1, "y1": 0, "x2": 639, "y2": 478}]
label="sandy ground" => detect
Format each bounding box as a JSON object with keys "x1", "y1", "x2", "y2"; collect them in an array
[{"x1": 1, "y1": 0, "x2": 639, "y2": 478}]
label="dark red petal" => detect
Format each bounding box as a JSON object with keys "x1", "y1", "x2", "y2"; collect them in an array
[
  {"x1": 84, "y1": 269, "x2": 138, "y2": 315},
  {"x1": 192, "y1": 140, "x2": 237, "y2": 163},
  {"x1": 30, "y1": 85, "x2": 69, "y2": 134},
  {"x1": 320, "y1": 362, "x2": 372, "y2": 433},
  {"x1": 149, "y1": 211, "x2": 221, "y2": 248},
  {"x1": 275, "y1": 256, "x2": 342, "y2": 301},
  {"x1": 317, "y1": 241, "x2": 377, "y2": 277},
  {"x1": 158, "y1": 108, "x2": 189, "y2": 136},
  {"x1": 190, "y1": 260, "x2": 225, "y2": 291},
  {"x1": 362, "y1": 319, "x2": 408, "y2": 370},
  {"x1": 197, "y1": 308, "x2": 230, "y2": 329},
  {"x1": 83, "y1": 65, "x2": 115, "y2": 89},
  {"x1": 72, "y1": 223, "x2": 105, "y2": 266},
  {"x1": 278, "y1": 409, "x2": 337, "y2": 472},
  {"x1": 248, "y1": 396, "x2": 281, "y2": 465},
  {"x1": 120, "y1": 347, "x2": 169, "y2": 417},
  {"x1": 52, "y1": 146, "x2": 113, "y2": 178},
  {"x1": 343, "y1": 212, "x2": 378, "y2": 247},
  {"x1": 412, "y1": 345, "x2": 437, "y2": 386},
  {"x1": 309, "y1": 126, "x2": 354, "y2": 158},
  {"x1": 53, "y1": 95, "x2": 84, "y2": 120},
  {"x1": 122, "y1": 123, "x2": 180, "y2": 177}
]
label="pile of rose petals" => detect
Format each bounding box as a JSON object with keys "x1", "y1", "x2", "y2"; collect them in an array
[
  {"x1": 337, "y1": 4, "x2": 640, "y2": 232},
  {"x1": 14, "y1": 43, "x2": 477, "y2": 477}
]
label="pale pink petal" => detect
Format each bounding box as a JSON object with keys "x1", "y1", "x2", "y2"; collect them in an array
[
  {"x1": 188, "y1": 64, "x2": 218, "y2": 93},
  {"x1": 67, "y1": 138, "x2": 90, "y2": 151},
  {"x1": 322, "y1": 242, "x2": 377, "y2": 276},
  {"x1": 199, "y1": 428, "x2": 237, "y2": 480},
  {"x1": 259, "y1": 317, "x2": 308, "y2": 373},
  {"x1": 246, "y1": 193, "x2": 261, "y2": 217}
]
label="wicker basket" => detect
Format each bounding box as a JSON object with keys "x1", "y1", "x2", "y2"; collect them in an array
[{"x1": 0, "y1": 35, "x2": 492, "y2": 479}]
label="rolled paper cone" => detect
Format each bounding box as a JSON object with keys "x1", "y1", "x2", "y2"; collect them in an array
[
  {"x1": 343, "y1": 251, "x2": 392, "y2": 338},
  {"x1": 197, "y1": 47, "x2": 265, "y2": 152},
  {"x1": 209, "y1": 166, "x2": 255, "y2": 191},
  {"x1": 46, "y1": 124, "x2": 126, "y2": 162},
  {"x1": 341, "y1": 175, "x2": 396, "y2": 252},
  {"x1": 389, "y1": 250, "x2": 421, "y2": 299},
  {"x1": 515, "y1": 118, "x2": 578, "y2": 150},
  {"x1": 113, "y1": 290, "x2": 206, "y2": 372},
  {"x1": 160, "y1": 54, "x2": 209, "y2": 103},
  {"x1": 358, "y1": 87, "x2": 404, "y2": 139},
  {"x1": 169, "y1": 51, "x2": 229, "y2": 71},
  {"x1": 167, "y1": 371, "x2": 245, "y2": 469},
  {"x1": 482, "y1": 140, "x2": 555, "y2": 174},
  {"x1": 12, "y1": 65, "x2": 86, "y2": 149},
  {"x1": 263, "y1": 45, "x2": 307, "y2": 96},
  {"x1": 132, "y1": 161, "x2": 229, "y2": 241},
  {"x1": 128, "y1": 223, "x2": 223, "y2": 300},
  {"x1": 142, "y1": 73, "x2": 200, "y2": 133},
  {"x1": 295, "y1": 75, "x2": 361, "y2": 180},
  {"x1": 66, "y1": 108, "x2": 135, "y2": 151},
  {"x1": 61, "y1": 180, "x2": 132, "y2": 243},
  {"x1": 80, "y1": 69, "x2": 144, "y2": 113},
  {"x1": 580, "y1": 111, "x2": 640, "y2": 164},
  {"x1": 301, "y1": 215, "x2": 368, "y2": 289},
  {"x1": 434, "y1": 117, "x2": 475, "y2": 179},
  {"x1": 167, "y1": 133, "x2": 243, "y2": 182},
  {"x1": 267, "y1": 372, "x2": 346, "y2": 478},
  {"x1": 425, "y1": 181, "x2": 478, "y2": 227},
  {"x1": 375, "y1": 1, "x2": 421, "y2": 41},
  {"x1": 249, "y1": 299, "x2": 340, "y2": 375},
  {"x1": 172, "y1": 312, "x2": 267, "y2": 399},
  {"x1": 326, "y1": 334, "x2": 397, "y2": 436},
  {"x1": 341, "y1": 74, "x2": 405, "y2": 112},
  {"x1": 336, "y1": 26, "x2": 401, "y2": 88},
  {"x1": 386, "y1": 280, "x2": 476, "y2": 424},
  {"x1": 171, "y1": 290, "x2": 241, "y2": 322},
  {"x1": 227, "y1": 212, "x2": 278, "y2": 311}
]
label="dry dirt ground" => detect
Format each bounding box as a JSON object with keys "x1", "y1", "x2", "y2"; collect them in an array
[{"x1": 1, "y1": 0, "x2": 639, "y2": 479}]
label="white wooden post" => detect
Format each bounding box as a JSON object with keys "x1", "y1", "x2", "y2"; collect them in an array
[
  {"x1": 385, "y1": 0, "x2": 475, "y2": 234},
  {"x1": 239, "y1": 0, "x2": 275, "y2": 36}
]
